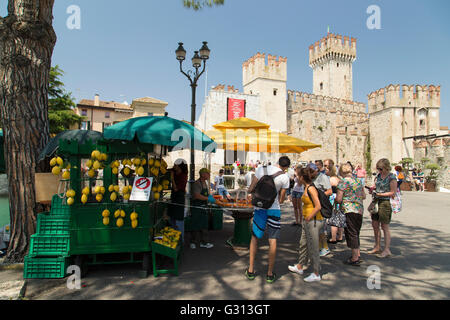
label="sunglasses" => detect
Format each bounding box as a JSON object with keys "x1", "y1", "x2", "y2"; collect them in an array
[{"x1": 377, "y1": 168, "x2": 383, "y2": 171}]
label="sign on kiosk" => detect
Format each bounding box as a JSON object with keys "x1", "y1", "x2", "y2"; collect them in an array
[{"x1": 130, "y1": 176, "x2": 153, "y2": 201}]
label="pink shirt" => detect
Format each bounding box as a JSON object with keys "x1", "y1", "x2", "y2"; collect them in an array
[{"x1": 356, "y1": 168, "x2": 366, "y2": 178}]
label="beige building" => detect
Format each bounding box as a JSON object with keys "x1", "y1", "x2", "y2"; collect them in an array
[{"x1": 75, "y1": 94, "x2": 168, "y2": 132}]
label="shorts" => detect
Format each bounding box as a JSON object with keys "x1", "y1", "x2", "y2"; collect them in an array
[
  {"x1": 292, "y1": 191, "x2": 303, "y2": 199},
  {"x1": 371, "y1": 199, "x2": 392, "y2": 224},
  {"x1": 344, "y1": 213, "x2": 363, "y2": 249},
  {"x1": 217, "y1": 187, "x2": 229, "y2": 197},
  {"x1": 252, "y1": 209, "x2": 281, "y2": 240}
]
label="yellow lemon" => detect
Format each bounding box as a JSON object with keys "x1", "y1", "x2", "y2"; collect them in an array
[
  {"x1": 141, "y1": 158, "x2": 147, "y2": 166},
  {"x1": 102, "y1": 209, "x2": 110, "y2": 217},
  {"x1": 160, "y1": 167, "x2": 167, "y2": 175},
  {"x1": 161, "y1": 159, "x2": 168, "y2": 168},
  {"x1": 114, "y1": 209, "x2": 121, "y2": 218},
  {"x1": 91, "y1": 150, "x2": 101, "y2": 160},
  {"x1": 110, "y1": 192, "x2": 117, "y2": 202},
  {"x1": 62, "y1": 170, "x2": 70, "y2": 180},
  {"x1": 93, "y1": 160, "x2": 101, "y2": 170},
  {"x1": 103, "y1": 217, "x2": 110, "y2": 226},
  {"x1": 157, "y1": 185, "x2": 163, "y2": 192},
  {"x1": 151, "y1": 186, "x2": 158, "y2": 192},
  {"x1": 116, "y1": 218, "x2": 124, "y2": 228},
  {"x1": 67, "y1": 197, "x2": 74, "y2": 205},
  {"x1": 153, "y1": 192, "x2": 160, "y2": 200},
  {"x1": 56, "y1": 157, "x2": 64, "y2": 166},
  {"x1": 114, "y1": 160, "x2": 120, "y2": 167},
  {"x1": 52, "y1": 166, "x2": 61, "y2": 176},
  {"x1": 123, "y1": 193, "x2": 130, "y2": 200},
  {"x1": 96, "y1": 193, "x2": 103, "y2": 202},
  {"x1": 50, "y1": 157, "x2": 57, "y2": 167},
  {"x1": 88, "y1": 169, "x2": 96, "y2": 178},
  {"x1": 114, "y1": 185, "x2": 120, "y2": 193},
  {"x1": 124, "y1": 167, "x2": 130, "y2": 176},
  {"x1": 66, "y1": 163, "x2": 71, "y2": 170},
  {"x1": 137, "y1": 166, "x2": 144, "y2": 176},
  {"x1": 121, "y1": 186, "x2": 129, "y2": 194},
  {"x1": 100, "y1": 153, "x2": 108, "y2": 161},
  {"x1": 131, "y1": 220, "x2": 138, "y2": 229},
  {"x1": 108, "y1": 185, "x2": 114, "y2": 192},
  {"x1": 120, "y1": 210, "x2": 126, "y2": 218},
  {"x1": 133, "y1": 158, "x2": 141, "y2": 166},
  {"x1": 148, "y1": 158, "x2": 154, "y2": 166},
  {"x1": 66, "y1": 189, "x2": 76, "y2": 198},
  {"x1": 94, "y1": 186, "x2": 101, "y2": 194},
  {"x1": 112, "y1": 167, "x2": 118, "y2": 175},
  {"x1": 154, "y1": 160, "x2": 161, "y2": 168},
  {"x1": 81, "y1": 194, "x2": 88, "y2": 204},
  {"x1": 86, "y1": 159, "x2": 93, "y2": 168},
  {"x1": 82, "y1": 187, "x2": 90, "y2": 195},
  {"x1": 100, "y1": 186, "x2": 106, "y2": 194},
  {"x1": 130, "y1": 212, "x2": 138, "y2": 220}
]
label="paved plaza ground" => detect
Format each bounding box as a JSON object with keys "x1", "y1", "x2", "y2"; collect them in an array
[{"x1": 2, "y1": 191, "x2": 450, "y2": 300}]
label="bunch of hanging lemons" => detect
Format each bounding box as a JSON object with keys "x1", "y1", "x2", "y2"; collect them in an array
[
  {"x1": 121, "y1": 158, "x2": 132, "y2": 177},
  {"x1": 109, "y1": 160, "x2": 121, "y2": 175},
  {"x1": 50, "y1": 156, "x2": 70, "y2": 178},
  {"x1": 86, "y1": 150, "x2": 108, "y2": 178},
  {"x1": 130, "y1": 211, "x2": 138, "y2": 229},
  {"x1": 101, "y1": 209, "x2": 110, "y2": 225},
  {"x1": 108, "y1": 184, "x2": 120, "y2": 202},
  {"x1": 93, "y1": 185, "x2": 106, "y2": 202},
  {"x1": 132, "y1": 156, "x2": 147, "y2": 177},
  {"x1": 114, "y1": 208, "x2": 126, "y2": 227},
  {"x1": 81, "y1": 186, "x2": 90, "y2": 204},
  {"x1": 154, "y1": 227, "x2": 181, "y2": 249},
  {"x1": 65, "y1": 189, "x2": 76, "y2": 206},
  {"x1": 122, "y1": 185, "x2": 133, "y2": 201}
]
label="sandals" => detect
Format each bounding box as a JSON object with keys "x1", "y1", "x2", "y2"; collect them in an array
[
  {"x1": 343, "y1": 257, "x2": 362, "y2": 266},
  {"x1": 367, "y1": 249, "x2": 382, "y2": 255}
]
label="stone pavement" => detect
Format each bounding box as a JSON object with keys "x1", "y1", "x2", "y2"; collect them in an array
[{"x1": 1, "y1": 191, "x2": 450, "y2": 300}]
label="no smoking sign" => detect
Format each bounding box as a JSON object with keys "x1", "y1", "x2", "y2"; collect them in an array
[{"x1": 130, "y1": 176, "x2": 153, "y2": 201}]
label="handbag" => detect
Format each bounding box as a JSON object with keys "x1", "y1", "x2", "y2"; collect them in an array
[
  {"x1": 390, "y1": 191, "x2": 402, "y2": 214},
  {"x1": 368, "y1": 198, "x2": 378, "y2": 215},
  {"x1": 328, "y1": 203, "x2": 347, "y2": 228}
]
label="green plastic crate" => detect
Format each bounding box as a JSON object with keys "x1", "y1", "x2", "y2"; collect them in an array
[
  {"x1": 50, "y1": 194, "x2": 71, "y2": 216},
  {"x1": 23, "y1": 256, "x2": 70, "y2": 279},
  {"x1": 36, "y1": 214, "x2": 70, "y2": 236},
  {"x1": 29, "y1": 235, "x2": 70, "y2": 257},
  {"x1": 151, "y1": 241, "x2": 182, "y2": 277}
]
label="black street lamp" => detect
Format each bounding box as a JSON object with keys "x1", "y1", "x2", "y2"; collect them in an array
[{"x1": 176, "y1": 41, "x2": 210, "y2": 191}]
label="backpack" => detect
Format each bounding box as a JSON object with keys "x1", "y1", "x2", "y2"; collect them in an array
[
  {"x1": 251, "y1": 166, "x2": 285, "y2": 209},
  {"x1": 306, "y1": 185, "x2": 333, "y2": 219},
  {"x1": 398, "y1": 172, "x2": 404, "y2": 180}
]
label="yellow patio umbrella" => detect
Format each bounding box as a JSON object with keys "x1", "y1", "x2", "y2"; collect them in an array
[{"x1": 206, "y1": 118, "x2": 321, "y2": 154}]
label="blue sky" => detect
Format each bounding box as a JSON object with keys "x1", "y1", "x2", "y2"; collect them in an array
[{"x1": 2, "y1": 0, "x2": 449, "y2": 127}]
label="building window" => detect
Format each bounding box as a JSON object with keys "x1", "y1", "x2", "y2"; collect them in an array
[
  {"x1": 81, "y1": 109, "x2": 87, "y2": 116},
  {"x1": 105, "y1": 112, "x2": 110, "y2": 119},
  {"x1": 321, "y1": 66, "x2": 323, "y2": 71},
  {"x1": 320, "y1": 82, "x2": 323, "y2": 90},
  {"x1": 81, "y1": 121, "x2": 88, "y2": 130},
  {"x1": 420, "y1": 119, "x2": 425, "y2": 128},
  {"x1": 148, "y1": 112, "x2": 154, "y2": 116},
  {"x1": 273, "y1": 89, "x2": 278, "y2": 96},
  {"x1": 337, "y1": 63, "x2": 340, "y2": 67}
]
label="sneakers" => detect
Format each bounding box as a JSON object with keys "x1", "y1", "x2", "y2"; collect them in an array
[
  {"x1": 319, "y1": 248, "x2": 331, "y2": 257},
  {"x1": 288, "y1": 264, "x2": 304, "y2": 275},
  {"x1": 303, "y1": 273, "x2": 321, "y2": 282},
  {"x1": 190, "y1": 243, "x2": 196, "y2": 249},
  {"x1": 266, "y1": 273, "x2": 277, "y2": 284},
  {"x1": 200, "y1": 242, "x2": 214, "y2": 249},
  {"x1": 245, "y1": 268, "x2": 256, "y2": 280}
]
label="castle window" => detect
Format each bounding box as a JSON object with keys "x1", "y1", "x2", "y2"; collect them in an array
[
  {"x1": 321, "y1": 66, "x2": 323, "y2": 71},
  {"x1": 273, "y1": 89, "x2": 278, "y2": 96},
  {"x1": 337, "y1": 63, "x2": 340, "y2": 67},
  {"x1": 344, "y1": 75, "x2": 346, "y2": 80},
  {"x1": 320, "y1": 83, "x2": 323, "y2": 90},
  {"x1": 420, "y1": 119, "x2": 425, "y2": 128}
]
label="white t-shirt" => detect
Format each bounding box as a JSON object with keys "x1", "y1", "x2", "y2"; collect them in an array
[
  {"x1": 254, "y1": 165, "x2": 290, "y2": 210},
  {"x1": 293, "y1": 176, "x2": 304, "y2": 193},
  {"x1": 245, "y1": 171, "x2": 255, "y2": 188},
  {"x1": 215, "y1": 175, "x2": 225, "y2": 189}
]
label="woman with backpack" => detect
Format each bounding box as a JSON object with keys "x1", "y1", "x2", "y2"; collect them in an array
[
  {"x1": 335, "y1": 163, "x2": 366, "y2": 266},
  {"x1": 288, "y1": 167, "x2": 323, "y2": 282}
]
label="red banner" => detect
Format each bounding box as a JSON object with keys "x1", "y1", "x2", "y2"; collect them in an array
[{"x1": 227, "y1": 98, "x2": 246, "y2": 120}]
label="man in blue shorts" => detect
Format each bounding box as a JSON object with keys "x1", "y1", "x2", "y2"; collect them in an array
[{"x1": 245, "y1": 156, "x2": 291, "y2": 283}]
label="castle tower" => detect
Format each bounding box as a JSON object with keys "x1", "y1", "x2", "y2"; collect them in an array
[
  {"x1": 309, "y1": 33, "x2": 356, "y2": 100},
  {"x1": 242, "y1": 53, "x2": 287, "y2": 132}
]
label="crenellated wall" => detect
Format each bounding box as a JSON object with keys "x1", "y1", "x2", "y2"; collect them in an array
[{"x1": 242, "y1": 52, "x2": 287, "y2": 86}]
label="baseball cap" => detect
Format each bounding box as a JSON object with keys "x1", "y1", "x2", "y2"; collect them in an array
[{"x1": 307, "y1": 163, "x2": 318, "y2": 171}]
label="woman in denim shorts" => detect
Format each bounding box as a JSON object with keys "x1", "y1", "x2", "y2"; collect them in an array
[{"x1": 291, "y1": 165, "x2": 304, "y2": 225}]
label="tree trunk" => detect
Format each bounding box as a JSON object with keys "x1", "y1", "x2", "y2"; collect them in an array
[{"x1": 0, "y1": 0, "x2": 56, "y2": 263}]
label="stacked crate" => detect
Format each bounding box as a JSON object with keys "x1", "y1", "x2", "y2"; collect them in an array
[{"x1": 23, "y1": 194, "x2": 72, "y2": 279}]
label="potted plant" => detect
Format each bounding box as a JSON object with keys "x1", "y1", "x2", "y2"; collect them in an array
[
  {"x1": 424, "y1": 163, "x2": 440, "y2": 192},
  {"x1": 399, "y1": 157, "x2": 414, "y2": 191}
]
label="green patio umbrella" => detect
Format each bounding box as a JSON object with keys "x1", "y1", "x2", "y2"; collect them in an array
[
  {"x1": 37, "y1": 129, "x2": 103, "y2": 162},
  {"x1": 103, "y1": 116, "x2": 216, "y2": 152}
]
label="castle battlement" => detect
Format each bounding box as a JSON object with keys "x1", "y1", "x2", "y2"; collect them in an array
[
  {"x1": 368, "y1": 84, "x2": 441, "y2": 113},
  {"x1": 242, "y1": 52, "x2": 287, "y2": 86},
  {"x1": 288, "y1": 90, "x2": 366, "y2": 114},
  {"x1": 309, "y1": 33, "x2": 356, "y2": 67},
  {"x1": 212, "y1": 84, "x2": 240, "y2": 93}
]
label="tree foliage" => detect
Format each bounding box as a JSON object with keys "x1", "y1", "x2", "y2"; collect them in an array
[
  {"x1": 48, "y1": 65, "x2": 83, "y2": 135},
  {"x1": 183, "y1": 0, "x2": 224, "y2": 10}
]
